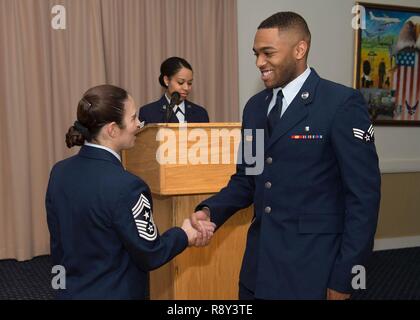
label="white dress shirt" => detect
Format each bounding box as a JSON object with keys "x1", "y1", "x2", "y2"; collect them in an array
[{"x1": 267, "y1": 66, "x2": 311, "y2": 118}]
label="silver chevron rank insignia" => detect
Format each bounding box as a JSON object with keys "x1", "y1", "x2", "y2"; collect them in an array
[
  {"x1": 131, "y1": 193, "x2": 157, "y2": 241},
  {"x1": 353, "y1": 125, "x2": 374, "y2": 143}
]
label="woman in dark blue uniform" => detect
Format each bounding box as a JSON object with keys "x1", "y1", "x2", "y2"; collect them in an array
[
  {"x1": 139, "y1": 57, "x2": 209, "y2": 124},
  {"x1": 46, "y1": 84, "x2": 214, "y2": 299}
]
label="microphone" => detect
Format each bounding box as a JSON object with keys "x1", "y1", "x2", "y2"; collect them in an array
[{"x1": 166, "y1": 92, "x2": 181, "y2": 123}]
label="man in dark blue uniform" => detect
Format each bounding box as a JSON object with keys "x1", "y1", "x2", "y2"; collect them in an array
[{"x1": 192, "y1": 12, "x2": 381, "y2": 300}]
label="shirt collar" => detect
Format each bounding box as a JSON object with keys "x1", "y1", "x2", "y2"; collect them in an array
[
  {"x1": 84, "y1": 142, "x2": 121, "y2": 162},
  {"x1": 273, "y1": 66, "x2": 311, "y2": 105}
]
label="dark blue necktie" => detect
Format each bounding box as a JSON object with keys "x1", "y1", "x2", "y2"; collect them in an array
[
  {"x1": 175, "y1": 107, "x2": 184, "y2": 115},
  {"x1": 267, "y1": 90, "x2": 283, "y2": 137}
]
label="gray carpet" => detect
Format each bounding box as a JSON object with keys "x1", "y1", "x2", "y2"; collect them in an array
[
  {"x1": 0, "y1": 255, "x2": 54, "y2": 300},
  {"x1": 0, "y1": 247, "x2": 419, "y2": 300},
  {"x1": 351, "y1": 247, "x2": 420, "y2": 300}
]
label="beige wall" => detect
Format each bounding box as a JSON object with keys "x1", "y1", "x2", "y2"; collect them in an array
[
  {"x1": 237, "y1": 0, "x2": 420, "y2": 241},
  {"x1": 377, "y1": 173, "x2": 420, "y2": 238}
]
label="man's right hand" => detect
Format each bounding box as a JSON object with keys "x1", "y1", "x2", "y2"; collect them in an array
[{"x1": 191, "y1": 208, "x2": 215, "y2": 246}]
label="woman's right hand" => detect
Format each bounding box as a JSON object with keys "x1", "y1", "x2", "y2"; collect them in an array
[
  {"x1": 181, "y1": 219, "x2": 197, "y2": 246},
  {"x1": 181, "y1": 218, "x2": 215, "y2": 247}
]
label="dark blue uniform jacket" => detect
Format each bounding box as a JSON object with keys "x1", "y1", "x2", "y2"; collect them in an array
[
  {"x1": 46, "y1": 145, "x2": 188, "y2": 299},
  {"x1": 139, "y1": 95, "x2": 209, "y2": 124}
]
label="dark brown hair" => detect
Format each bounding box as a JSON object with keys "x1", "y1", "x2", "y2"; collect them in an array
[
  {"x1": 258, "y1": 12, "x2": 311, "y2": 56},
  {"x1": 158, "y1": 57, "x2": 193, "y2": 88},
  {"x1": 65, "y1": 85, "x2": 128, "y2": 148}
]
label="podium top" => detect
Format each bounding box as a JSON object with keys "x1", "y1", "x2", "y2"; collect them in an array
[
  {"x1": 139, "y1": 122, "x2": 241, "y2": 131},
  {"x1": 125, "y1": 122, "x2": 242, "y2": 195}
]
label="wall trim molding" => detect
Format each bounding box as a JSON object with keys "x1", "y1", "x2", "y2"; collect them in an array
[
  {"x1": 374, "y1": 236, "x2": 420, "y2": 251},
  {"x1": 380, "y1": 159, "x2": 420, "y2": 173}
]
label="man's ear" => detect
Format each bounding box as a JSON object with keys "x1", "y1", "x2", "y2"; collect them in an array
[{"x1": 295, "y1": 40, "x2": 308, "y2": 60}]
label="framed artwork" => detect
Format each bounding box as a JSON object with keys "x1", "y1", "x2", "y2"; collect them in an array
[{"x1": 354, "y1": 2, "x2": 420, "y2": 126}]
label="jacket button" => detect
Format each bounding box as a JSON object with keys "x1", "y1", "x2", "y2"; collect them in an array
[
  {"x1": 265, "y1": 182, "x2": 272, "y2": 189},
  {"x1": 264, "y1": 206, "x2": 271, "y2": 214},
  {"x1": 266, "y1": 157, "x2": 273, "y2": 164}
]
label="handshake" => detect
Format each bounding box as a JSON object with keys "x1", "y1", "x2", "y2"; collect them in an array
[{"x1": 181, "y1": 208, "x2": 216, "y2": 247}]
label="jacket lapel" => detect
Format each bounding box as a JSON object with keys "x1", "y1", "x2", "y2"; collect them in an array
[
  {"x1": 159, "y1": 95, "x2": 179, "y2": 123},
  {"x1": 255, "y1": 89, "x2": 272, "y2": 144},
  {"x1": 184, "y1": 100, "x2": 194, "y2": 122},
  {"x1": 265, "y1": 69, "x2": 321, "y2": 151}
]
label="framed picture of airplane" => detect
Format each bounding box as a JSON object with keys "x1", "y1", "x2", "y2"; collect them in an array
[{"x1": 354, "y1": 2, "x2": 420, "y2": 126}]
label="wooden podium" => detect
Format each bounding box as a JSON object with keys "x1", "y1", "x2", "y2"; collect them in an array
[{"x1": 123, "y1": 123, "x2": 253, "y2": 300}]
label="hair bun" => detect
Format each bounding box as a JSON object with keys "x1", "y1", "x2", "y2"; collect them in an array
[
  {"x1": 65, "y1": 126, "x2": 85, "y2": 148},
  {"x1": 73, "y1": 121, "x2": 91, "y2": 140},
  {"x1": 158, "y1": 74, "x2": 167, "y2": 88}
]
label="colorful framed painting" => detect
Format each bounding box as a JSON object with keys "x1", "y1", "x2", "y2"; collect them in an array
[{"x1": 354, "y1": 2, "x2": 420, "y2": 126}]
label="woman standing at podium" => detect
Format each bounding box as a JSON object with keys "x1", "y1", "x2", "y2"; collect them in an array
[
  {"x1": 45, "y1": 84, "x2": 214, "y2": 299},
  {"x1": 139, "y1": 57, "x2": 209, "y2": 124}
]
